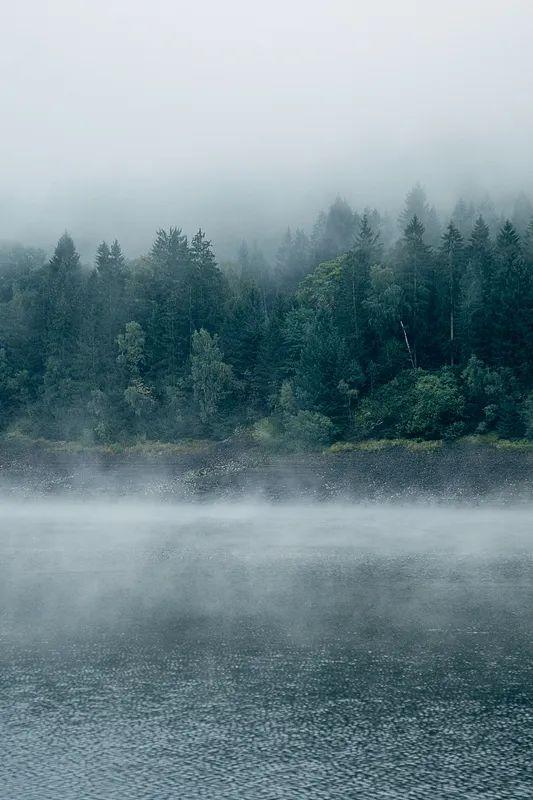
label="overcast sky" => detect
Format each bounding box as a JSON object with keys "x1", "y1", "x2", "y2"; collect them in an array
[{"x1": 2, "y1": 0, "x2": 533, "y2": 256}]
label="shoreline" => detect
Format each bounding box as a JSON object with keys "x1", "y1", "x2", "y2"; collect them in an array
[{"x1": 0, "y1": 436, "x2": 531, "y2": 502}]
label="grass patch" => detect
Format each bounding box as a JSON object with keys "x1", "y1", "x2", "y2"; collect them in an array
[
  {"x1": 124, "y1": 440, "x2": 212, "y2": 456},
  {"x1": 458, "y1": 434, "x2": 533, "y2": 452},
  {"x1": 327, "y1": 438, "x2": 443, "y2": 454},
  {"x1": 0, "y1": 432, "x2": 213, "y2": 457}
]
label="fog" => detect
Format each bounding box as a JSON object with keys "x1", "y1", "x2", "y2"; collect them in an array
[
  {"x1": 2, "y1": 499, "x2": 532, "y2": 640},
  {"x1": 2, "y1": 500, "x2": 532, "y2": 796},
  {"x1": 3, "y1": 0, "x2": 533, "y2": 256}
]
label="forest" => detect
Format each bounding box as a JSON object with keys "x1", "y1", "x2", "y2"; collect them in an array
[{"x1": 0, "y1": 185, "x2": 532, "y2": 450}]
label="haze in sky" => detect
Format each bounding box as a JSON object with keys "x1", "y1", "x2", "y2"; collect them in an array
[{"x1": 2, "y1": 0, "x2": 533, "y2": 256}]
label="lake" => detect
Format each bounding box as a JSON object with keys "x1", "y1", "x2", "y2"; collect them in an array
[{"x1": 1, "y1": 501, "x2": 532, "y2": 799}]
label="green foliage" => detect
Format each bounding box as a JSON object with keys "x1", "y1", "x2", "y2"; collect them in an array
[
  {"x1": 293, "y1": 309, "x2": 362, "y2": 429},
  {"x1": 252, "y1": 416, "x2": 280, "y2": 448},
  {"x1": 403, "y1": 372, "x2": 464, "y2": 439},
  {"x1": 117, "y1": 321, "x2": 146, "y2": 379},
  {"x1": 354, "y1": 369, "x2": 464, "y2": 440},
  {"x1": 252, "y1": 380, "x2": 334, "y2": 451},
  {"x1": 328, "y1": 438, "x2": 443, "y2": 453},
  {"x1": 190, "y1": 329, "x2": 233, "y2": 426},
  {"x1": 462, "y1": 356, "x2": 526, "y2": 437},
  {"x1": 123, "y1": 380, "x2": 155, "y2": 418},
  {"x1": 0, "y1": 348, "x2": 29, "y2": 429},
  {"x1": 0, "y1": 195, "x2": 530, "y2": 447},
  {"x1": 283, "y1": 410, "x2": 334, "y2": 451},
  {"x1": 396, "y1": 216, "x2": 434, "y2": 368}
]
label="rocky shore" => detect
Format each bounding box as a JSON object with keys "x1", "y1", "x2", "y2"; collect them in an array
[{"x1": 0, "y1": 437, "x2": 531, "y2": 502}]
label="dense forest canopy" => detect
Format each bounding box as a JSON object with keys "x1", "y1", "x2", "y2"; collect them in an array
[{"x1": 0, "y1": 185, "x2": 532, "y2": 449}]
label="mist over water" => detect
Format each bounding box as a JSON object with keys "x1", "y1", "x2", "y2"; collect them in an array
[
  {"x1": 1, "y1": 500, "x2": 532, "y2": 798},
  {"x1": 2, "y1": 1, "x2": 533, "y2": 795}
]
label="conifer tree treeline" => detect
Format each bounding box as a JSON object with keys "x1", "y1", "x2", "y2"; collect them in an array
[{"x1": 0, "y1": 187, "x2": 531, "y2": 447}]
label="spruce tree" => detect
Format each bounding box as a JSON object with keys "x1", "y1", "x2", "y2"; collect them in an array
[
  {"x1": 144, "y1": 227, "x2": 191, "y2": 379},
  {"x1": 338, "y1": 214, "x2": 380, "y2": 364},
  {"x1": 397, "y1": 216, "x2": 433, "y2": 368},
  {"x1": 439, "y1": 222, "x2": 465, "y2": 365},
  {"x1": 190, "y1": 229, "x2": 225, "y2": 335},
  {"x1": 460, "y1": 216, "x2": 493, "y2": 363},
  {"x1": 492, "y1": 221, "x2": 531, "y2": 379},
  {"x1": 42, "y1": 233, "x2": 82, "y2": 366}
]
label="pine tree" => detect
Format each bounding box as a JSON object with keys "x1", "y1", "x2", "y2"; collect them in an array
[
  {"x1": 41, "y1": 233, "x2": 82, "y2": 366},
  {"x1": 143, "y1": 227, "x2": 191, "y2": 379},
  {"x1": 460, "y1": 216, "x2": 493, "y2": 363},
  {"x1": 222, "y1": 284, "x2": 265, "y2": 411},
  {"x1": 290, "y1": 229, "x2": 311, "y2": 284},
  {"x1": 294, "y1": 309, "x2": 357, "y2": 430},
  {"x1": 94, "y1": 239, "x2": 128, "y2": 375},
  {"x1": 439, "y1": 222, "x2": 465, "y2": 365},
  {"x1": 190, "y1": 329, "x2": 233, "y2": 426},
  {"x1": 511, "y1": 193, "x2": 533, "y2": 236},
  {"x1": 399, "y1": 184, "x2": 441, "y2": 245},
  {"x1": 275, "y1": 228, "x2": 293, "y2": 282},
  {"x1": 274, "y1": 228, "x2": 311, "y2": 290},
  {"x1": 397, "y1": 216, "x2": 433, "y2": 368},
  {"x1": 492, "y1": 221, "x2": 531, "y2": 378},
  {"x1": 316, "y1": 197, "x2": 359, "y2": 262},
  {"x1": 523, "y1": 218, "x2": 533, "y2": 264},
  {"x1": 190, "y1": 229, "x2": 226, "y2": 335},
  {"x1": 451, "y1": 198, "x2": 476, "y2": 238},
  {"x1": 338, "y1": 214, "x2": 381, "y2": 363},
  {"x1": 237, "y1": 241, "x2": 250, "y2": 277},
  {"x1": 253, "y1": 295, "x2": 290, "y2": 410},
  {"x1": 310, "y1": 211, "x2": 328, "y2": 265}
]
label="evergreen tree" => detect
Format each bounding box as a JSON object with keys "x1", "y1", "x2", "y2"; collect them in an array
[
  {"x1": 314, "y1": 197, "x2": 359, "y2": 262},
  {"x1": 222, "y1": 283, "x2": 265, "y2": 412},
  {"x1": 451, "y1": 198, "x2": 476, "y2": 238},
  {"x1": 253, "y1": 295, "x2": 290, "y2": 410},
  {"x1": 492, "y1": 221, "x2": 532, "y2": 378},
  {"x1": 397, "y1": 216, "x2": 433, "y2": 368},
  {"x1": 93, "y1": 239, "x2": 128, "y2": 376},
  {"x1": 338, "y1": 215, "x2": 380, "y2": 363},
  {"x1": 511, "y1": 193, "x2": 533, "y2": 236},
  {"x1": 523, "y1": 218, "x2": 533, "y2": 264},
  {"x1": 142, "y1": 227, "x2": 191, "y2": 379},
  {"x1": 460, "y1": 216, "x2": 493, "y2": 363},
  {"x1": 190, "y1": 329, "x2": 233, "y2": 426},
  {"x1": 439, "y1": 222, "x2": 465, "y2": 365},
  {"x1": 189, "y1": 229, "x2": 226, "y2": 334},
  {"x1": 275, "y1": 228, "x2": 311, "y2": 289},
  {"x1": 399, "y1": 184, "x2": 441, "y2": 245},
  {"x1": 294, "y1": 309, "x2": 360, "y2": 430},
  {"x1": 41, "y1": 233, "x2": 82, "y2": 366},
  {"x1": 0, "y1": 190, "x2": 530, "y2": 446}
]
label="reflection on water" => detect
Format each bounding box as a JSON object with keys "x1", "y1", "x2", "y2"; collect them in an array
[{"x1": 1, "y1": 502, "x2": 532, "y2": 799}]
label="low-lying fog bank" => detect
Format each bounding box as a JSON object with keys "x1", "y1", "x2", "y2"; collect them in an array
[
  {"x1": 1, "y1": 500, "x2": 532, "y2": 640},
  {"x1": 0, "y1": 438, "x2": 531, "y2": 502},
  {"x1": 1, "y1": 500, "x2": 532, "y2": 799}
]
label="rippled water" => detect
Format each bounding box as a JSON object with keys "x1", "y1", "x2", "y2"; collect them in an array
[{"x1": 1, "y1": 501, "x2": 532, "y2": 799}]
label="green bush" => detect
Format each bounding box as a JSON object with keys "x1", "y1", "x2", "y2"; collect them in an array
[
  {"x1": 403, "y1": 372, "x2": 464, "y2": 439},
  {"x1": 252, "y1": 410, "x2": 333, "y2": 452},
  {"x1": 252, "y1": 417, "x2": 280, "y2": 448},
  {"x1": 354, "y1": 369, "x2": 465, "y2": 440},
  {"x1": 462, "y1": 356, "x2": 526, "y2": 437},
  {"x1": 284, "y1": 409, "x2": 334, "y2": 451}
]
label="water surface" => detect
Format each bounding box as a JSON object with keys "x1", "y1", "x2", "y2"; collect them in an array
[{"x1": 1, "y1": 502, "x2": 532, "y2": 799}]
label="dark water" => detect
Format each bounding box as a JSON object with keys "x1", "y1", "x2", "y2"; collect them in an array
[{"x1": 1, "y1": 501, "x2": 532, "y2": 799}]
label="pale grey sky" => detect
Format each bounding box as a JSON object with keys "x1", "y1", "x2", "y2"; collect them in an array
[{"x1": 2, "y1": 0, "x2": 533, "y2": 255}]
